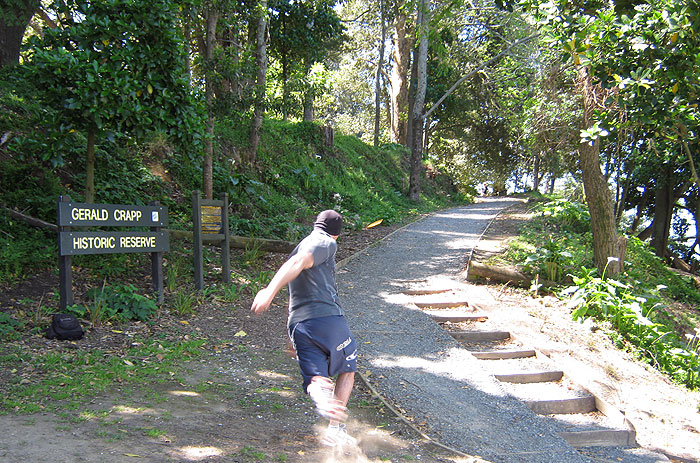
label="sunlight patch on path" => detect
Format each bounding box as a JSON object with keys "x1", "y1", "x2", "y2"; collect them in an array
[{"x1": 177, "y1": 445, "x2": 223, "y2": 460}]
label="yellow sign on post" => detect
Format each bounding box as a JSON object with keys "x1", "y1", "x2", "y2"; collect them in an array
[{"x1": 192, "y1": 191, "x2": 231, "y2": 290}]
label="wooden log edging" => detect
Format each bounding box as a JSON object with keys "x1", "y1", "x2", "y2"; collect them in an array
[
  {"x1": 167, "y1": 228, "x2": 295, "y2": 254},
  {"x1": 463, "y1": 261, "x2": 557, "y2": 288}
]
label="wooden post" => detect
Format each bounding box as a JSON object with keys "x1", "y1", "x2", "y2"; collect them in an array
[
  {"x1": 221, "y1": 192, "x2": 230, "y2": 283},
  {"x1": 151, "y1": 200, "x2": 164, "y2": 304},
  {"x1": 193, "y1": 190, "x2": 204, "y2": 290},
  {"x1": 58, "y1": 195, "x2": 73, "y2": 310}
]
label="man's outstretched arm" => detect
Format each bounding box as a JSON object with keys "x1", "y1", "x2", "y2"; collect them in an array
[{"x1": 250, "y1": 251, "x2": 314, "y2": 314}]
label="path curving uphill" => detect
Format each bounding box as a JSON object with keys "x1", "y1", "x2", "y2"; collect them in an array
[{"x1": 337, "y1": 198, "x2": 667, "y2": 463}]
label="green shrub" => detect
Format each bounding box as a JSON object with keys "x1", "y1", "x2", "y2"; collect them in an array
[
  {"x1": 538, "y1": 198, "x2": 591, "y2": 234},
  {"x1": 625, "y1": 236, "x2": 700, "y2": 304},
  {"x1": 0, "y1": 313, "x2": 24, "y2": 340},
  {"x1": 86, "y1": 284, "x2": 158, "y2": 322},
  {"x1": 564, "y1": 268, "x2": 700, "y2": 389},
  {"x1": 0, "y1": 214, "x2": 57, "y2": 285},
  {"x1": 0, "y1": 160, "x2": 63, "y2": 220},
  {"x1": 523, "y1": 238, "x2": 574, "y2": 282}
]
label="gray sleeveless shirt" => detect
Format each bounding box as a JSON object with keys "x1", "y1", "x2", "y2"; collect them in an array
[{"x1": 287, "y1": 229, "x2": 343, "y2": 327}]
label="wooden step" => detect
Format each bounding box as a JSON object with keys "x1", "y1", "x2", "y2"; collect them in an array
[
  {"x1": 426, "y1": 311, "x2": 488, "y2": 322},
  {"x1": 525, "y1": 396, "x2": 597, "y2": 415},
  {"x1": 472, "y1": 349, "x2": 536, "y2": 360},
  {"x1": 558, "y1": 429, "x2": 637, "y2": 448},
  {"x1": 414, "y1": 300, "x2": 470, "y2": 309},
  {"x1": 449, "y1": 331, "x2": 510, "y2": 342},
  {"x1": 494, "y1": 370, "x2": 564, "y2": 384},
  {"x1": 403, "y1": 288, "x2": 451, "y2": 295}
]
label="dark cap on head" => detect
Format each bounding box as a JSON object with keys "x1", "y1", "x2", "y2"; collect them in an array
[{"x1": 314, "y1": 210, "x2": 343, "y2": 236}]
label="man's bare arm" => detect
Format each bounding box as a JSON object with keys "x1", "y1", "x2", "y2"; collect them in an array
[{"x1": 250, "y1": 251, "x2": 314, "y2": 314}]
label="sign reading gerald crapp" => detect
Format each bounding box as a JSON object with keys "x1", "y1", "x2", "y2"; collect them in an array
[
  {"x1": 58, "y1": 202, "x2": 168, "y2": 227},
  {"x1": 57, "y1": 202, "x2": 169, "y2": 256}
]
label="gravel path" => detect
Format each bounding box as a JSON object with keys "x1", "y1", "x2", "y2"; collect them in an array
[{"x1": 337, "y1": 199, "x2": 591, "y2": 463}]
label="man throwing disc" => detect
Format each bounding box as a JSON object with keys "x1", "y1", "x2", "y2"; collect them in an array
[{"x1": 251, "y1": 210, "x2": 358, "y2": 447}]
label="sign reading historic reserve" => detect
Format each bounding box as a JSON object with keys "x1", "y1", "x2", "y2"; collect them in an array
[{"x1": 59, "y1": 231, "x2": 169, "y2": 256}]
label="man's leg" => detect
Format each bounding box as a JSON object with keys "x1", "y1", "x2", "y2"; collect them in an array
[
  {"x1": 321, "y1": 372, "x2": 357, "y2": 447},
  {"x1": 329, "y1": 371, "x2": 354, "y2": 426},
  {"x1": 307, "y1": 375, "x2": 348, "y2": 421}
]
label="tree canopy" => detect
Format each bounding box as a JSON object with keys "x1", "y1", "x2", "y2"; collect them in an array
[{"x1": 3, "y1": 0, "x2": 700, "y2": 267}]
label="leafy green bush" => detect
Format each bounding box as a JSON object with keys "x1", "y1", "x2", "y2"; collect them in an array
[
  {"x1": 625, "y1": 236, "x2": 700, "y2": 304},
  {"x1": 0, "y1": 214, "x2": 57, "y2": 285},
  {"x1": 564, "y1": 268, "x2": 700, "y2": 389},
  {"x1": 0, "y1": 160, "x2": 63, "y2": 220},
  {"x1": 0, "y1": 313, "x2": 24, "y2": 340},
  {"x1": 86, "y1": 284, "x2": 158, "y2": 322},
  {"x1": 538, "y1": 198, "x2": 591, "y2": 234},
  {"x1": 523, "y1": 238, "x2": 574, "y2": 282}
]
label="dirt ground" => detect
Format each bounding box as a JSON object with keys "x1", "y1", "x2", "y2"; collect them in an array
[
  {"x1": 0, "y1": 215, "x2": 468, "y2": 463},
  {"x1": 1, "y1": 202, "x2": 699, "y2": 462}
]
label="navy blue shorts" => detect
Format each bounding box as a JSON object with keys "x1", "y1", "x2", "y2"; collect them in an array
[{"x1": 289, "y1": 315, "x2": 358, "y2": 392}]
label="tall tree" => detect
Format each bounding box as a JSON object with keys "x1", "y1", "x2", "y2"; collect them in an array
[
  {"x1": 203, "y1": 8, "x2": 218, "y2": 199},
  {"x1": 268, "y1": 0, "x2": 345, "y2": 122},
  {"x1": 577, "y1": 67, "x2": 623, "y2": 275},
  {"x1": 374, "y1": 0, "x2": 386, "y2": 147},
  {"x1": 26, "y1": 0, "x2": 201, "y2": 203}
]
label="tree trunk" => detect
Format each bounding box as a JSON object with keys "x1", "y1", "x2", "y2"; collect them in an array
[
  {"x1": 303, "y1": 88, "x2": 314, "y2": 122},
  {"x1": 0, "y1": 0, "x2": 39, "y2": 68},
  {"x1": 374, "y1": 0, "x2": 386, "y2": 147},
  {"x1": 408, "y1": 0, "x2": 428, "y2": 201},
  {"x1": 405, "y1": 48, "x2": 418, "y2": 150},
  {"x1": 85, "y1": 127, "x2": 96, "y2": 203},
  {"x1": 650, "y1": 163, "x2": 674, "y2": 258},
  {"x1": 303, "y1": 61, "x2": 314, "y2": 122},
  {"x1": 466, "y1": 261, "x2": 556, "y2": 287},
  {"x1": 248, "y1": 0, "x2": 267, "y2": 165},
  {"x1": 203, "y1": 10, "x2": 218, "y2": 200},
  {"x1": 532, "y1": 152, "x2": 541, "y2": 193},
  {"x1": 577, "y1": 68, "x2": 621, "y2": 276},
  {"x1": 389, "y1": 5, "x2": 410, "y2": 144}
]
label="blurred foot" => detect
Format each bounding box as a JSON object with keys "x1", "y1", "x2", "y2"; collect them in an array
[{"x1": 321, "y1": 423, "x2": 356, "y2": 448}]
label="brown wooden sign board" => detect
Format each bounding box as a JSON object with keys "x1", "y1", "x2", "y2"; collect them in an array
[
  {"x1": 192, "y1": 190, "x2": 231, "y2": 289},
  {"x1": 57, "y1": 196, "x2": 168, "y2": 310}
]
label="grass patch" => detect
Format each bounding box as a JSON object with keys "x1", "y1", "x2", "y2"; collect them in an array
[{"x1": 0, "y1": 338, "x2": 206, "y2": 414}]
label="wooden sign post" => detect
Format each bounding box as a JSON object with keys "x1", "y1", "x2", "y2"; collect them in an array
[
  {"x1": 192, "y1": 190, "x2": 231, "y2": 290},
  {"x1": 57, "y1": 196, "x2": 169, "y2": 309}
]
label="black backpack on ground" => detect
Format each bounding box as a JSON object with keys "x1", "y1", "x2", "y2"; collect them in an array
[{"x1": 45, "y1": 313, "x2": 84, "y2": 340}]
